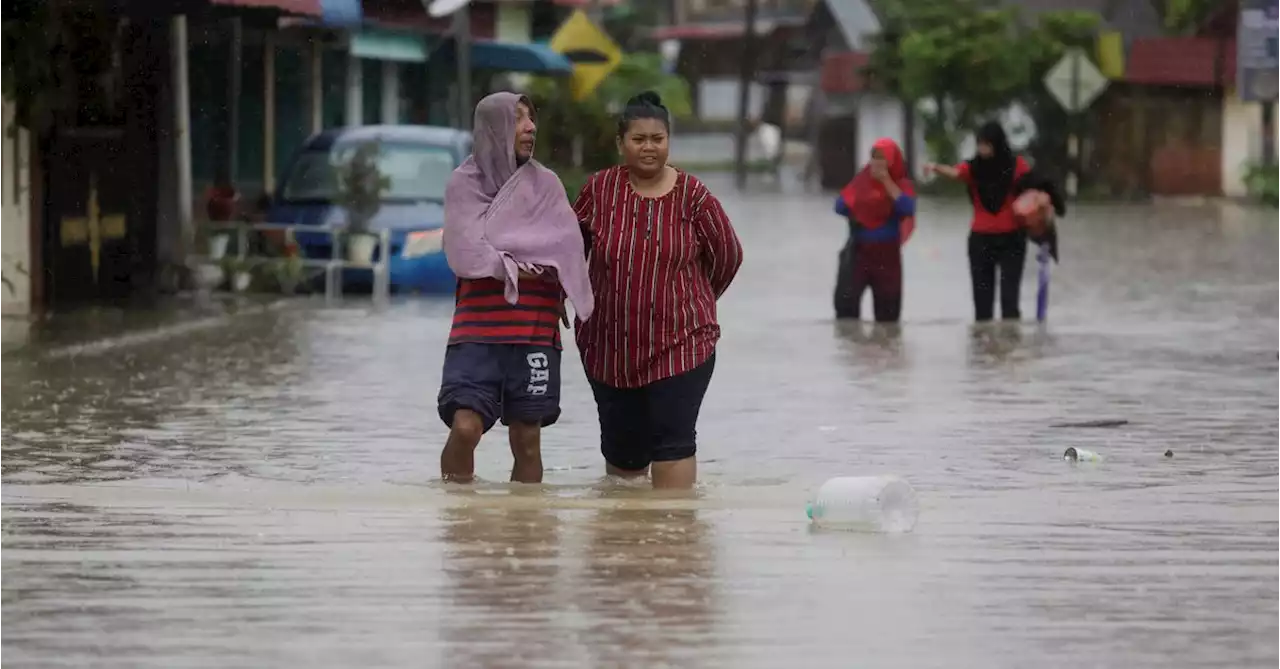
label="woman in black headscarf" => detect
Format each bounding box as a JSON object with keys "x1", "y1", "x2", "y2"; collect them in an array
[{"x1": 924, "y1": 122, "x2": 1063, "y2": 321}]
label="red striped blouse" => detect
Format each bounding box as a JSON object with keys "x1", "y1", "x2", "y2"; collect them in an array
[{"x1": 572, "y1": 166, "x2": 743, "y2": 388}]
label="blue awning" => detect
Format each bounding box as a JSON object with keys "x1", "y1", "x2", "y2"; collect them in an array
[
  {"x1": 437, "y1": 40, "x2": 573, "y2": 74},
  {"x1": 319, "y1": 0, "x2": 362, "y2": 27}
]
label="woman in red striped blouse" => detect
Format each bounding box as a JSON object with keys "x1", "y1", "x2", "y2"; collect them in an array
[{"x1": 572, "y1": 91, "x2": 744, "y2": 489}]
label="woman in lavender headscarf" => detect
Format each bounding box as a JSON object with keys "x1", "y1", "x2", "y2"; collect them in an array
[{"x1": 436, "y1": 92, "x2": 593, "y2": 484}]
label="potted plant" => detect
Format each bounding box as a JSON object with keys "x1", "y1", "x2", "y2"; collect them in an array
[
  {"x1": 334, "y1": 141, "x2": 390, "y2": 267},
  {"x1": 219, "y1": 256, "x2": 253, "y2": 293},
  {"x1": 273, "y1": 241, "x2": 306, "y2": 295}
]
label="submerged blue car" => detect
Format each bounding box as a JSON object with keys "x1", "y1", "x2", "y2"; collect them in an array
[{"x1": 267, "y1": 125, "x2": 472, "y2": 294}]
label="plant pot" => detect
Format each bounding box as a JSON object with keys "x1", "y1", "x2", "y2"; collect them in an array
[
  {"x1": 208, "y1": 233, "x2": 231, "y2": 260},
  {"x1": 194, "y1": 263, "x2": 224, "y2": 291},
  {"x1": 346, "y1": 232, "x2": 379, "y2": 268}
]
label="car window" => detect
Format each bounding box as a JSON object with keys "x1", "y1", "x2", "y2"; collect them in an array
[{"x1": 280, "y1": 142, "x2": 456, "y2": 203}]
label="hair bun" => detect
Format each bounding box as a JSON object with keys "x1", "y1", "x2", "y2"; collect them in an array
[{"x1": 627, "y1": 91, "x2": 664, "y2": 108}]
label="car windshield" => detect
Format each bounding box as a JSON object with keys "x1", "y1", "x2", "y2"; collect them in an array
[{"x1": 280, "y1": 142, "x2": 456, "y2": 203}]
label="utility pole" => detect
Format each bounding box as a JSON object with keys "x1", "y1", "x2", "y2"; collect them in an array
[
  {"x1": 428, "y1": 0, "x2": 474, "y2": 128},
  {"x1": 733, "y1": 0, "x2": 759, "y2": 191},
  {"x1": 455, "y1": 7, "x2": 472, "y2": 130}
]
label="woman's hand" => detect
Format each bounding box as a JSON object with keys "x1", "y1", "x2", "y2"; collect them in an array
[
  {"x1": 869, "y1": 158, "x2": 890, "y2": 182},
  {"x1": 516, "y1": 262, "x2": 546, "y2": 280},
  {"x1": 923, "y1": 162, "x2": 960, "y2": 180}
]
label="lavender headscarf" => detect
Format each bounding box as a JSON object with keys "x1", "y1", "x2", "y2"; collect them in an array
[{"x1": 442, "y1": 92, "x2": 593, "y2": 321}]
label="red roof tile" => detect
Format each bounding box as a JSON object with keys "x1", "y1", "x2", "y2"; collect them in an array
[
  {"x1": 648, "y1": 18, "x2": 805, "y2": 41},
  {"x1": 210, "y1": 0, "x2": 322, "y2": 15},
  {"x1": 1125, "y1": 36, "x2": 1236, "y2": 87}
]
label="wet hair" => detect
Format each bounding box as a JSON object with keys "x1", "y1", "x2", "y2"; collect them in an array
[{"x1": 617, "y1": 91, "x2": 670, "y2": 137}]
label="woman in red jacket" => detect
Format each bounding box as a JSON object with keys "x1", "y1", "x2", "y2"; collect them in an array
[
  {"x1": 572, "y1": 91, "x2": 744, "y2": 490},
  {"x1": 925, "y1": 121, "x2": 1030, "y2": 321}
]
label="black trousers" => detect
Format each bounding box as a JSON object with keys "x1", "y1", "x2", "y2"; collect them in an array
[
  {"x1": 967, "y1": 230, "x2": 1027, "y2": 321},
  {"x1": 833, "y1": 239, "x2": 902, "y2": 322}
]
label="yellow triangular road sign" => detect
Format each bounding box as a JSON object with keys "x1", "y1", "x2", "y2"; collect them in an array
[{"x1": 549, "y1": 10, "x2": 623, "y2": 101}]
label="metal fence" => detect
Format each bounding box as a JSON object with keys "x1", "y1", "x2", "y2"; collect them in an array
[{"x1": 200, "y1": 222, "x2": 392, "y2": 302}]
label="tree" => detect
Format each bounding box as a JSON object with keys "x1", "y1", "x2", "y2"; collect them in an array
[
  {"x1": 1151, "y1": 0, "x2": 1222, "y2": 34},
  {"x1": 1016, "y1": 10, "x2": 1103, "y2": 177},
  {"x1": 863, "y1": 0, "x2": 1100, "y2": 164},
  {"x1": 864, "y1": 0, "x2": 1030, "y2": 163}
]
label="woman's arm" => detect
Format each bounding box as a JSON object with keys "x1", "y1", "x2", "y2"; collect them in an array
[
  {"x1": 892, "y1": 192, "x2": 916, "y2": 217},
  {"x1": 693, "y1": 191, "x2": 744, "y2": 298},
  {"x1": 571, "y1": 174, "x2": 595, "y2": 257},
  {"x1": 923, "y1": 162, "x2": 965, "y2": 181}
]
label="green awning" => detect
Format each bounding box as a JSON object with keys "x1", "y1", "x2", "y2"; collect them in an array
[{"x1": 350, "y1": 29, "x2": 428, "y2": 63}]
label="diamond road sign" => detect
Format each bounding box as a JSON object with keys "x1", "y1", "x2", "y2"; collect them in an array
[{"x1": 1043, "y1": 47, "x2": 1109, "y2": 113}]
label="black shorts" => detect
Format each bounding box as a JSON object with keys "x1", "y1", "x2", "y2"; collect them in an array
[
  {"x1": 437, "y1": 343, "x2": 562, "y2": 432},
  {"x1": 587, "y1": 354, "x2": 716, "y2": 471}
]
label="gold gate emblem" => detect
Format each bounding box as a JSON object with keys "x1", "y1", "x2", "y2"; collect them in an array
[{"x1": 59, "y1": 174, "x2": 127, "y2": 284}]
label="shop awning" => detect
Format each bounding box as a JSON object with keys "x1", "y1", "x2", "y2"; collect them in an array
[
  {"x1": 436, "y1": 40, "x2": 574, "y2": 74},
  {"x1": 209, "y1": 0, "x2": 322, "y2": 16},
  {"x1": 648, "y1": 17, "x2": 806, "y2": 41},
  {"x1": 210, "y1": 0, "x2": 363, "y2": 26},
  {"x1": 351, "y1": 28, "x2": 429, "y2": 62}
]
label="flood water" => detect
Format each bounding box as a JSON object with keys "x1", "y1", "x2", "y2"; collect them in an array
[{"x1": 4, "y1": 177, "x2": 1278, "y2": 668}]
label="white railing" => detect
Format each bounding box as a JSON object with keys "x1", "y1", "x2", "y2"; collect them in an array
[{"x1": 199, "y1": 221, "x2": 391, "y2": 302}]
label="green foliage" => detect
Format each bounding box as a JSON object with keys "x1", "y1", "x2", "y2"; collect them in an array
[
  {"x1": 2, "y1": 3, "x2": 119, "y2": 134},
  {"x1": 1244, "y1": 163, "x2": 1279, "y2": 207},
  {"x1": 1016, "y1": 10, "x2": 1103, "y2": 176},
  {"x1": 334, "y1": 142, "x2": 391, "y2": 234},
  {"x1": 528, "y1": 51, "x2": 693, "y2": 178},
  {"x1": 1158, "y1": 0, "x2": 1221, "y2": 34},
  {"x1": 864, "y1": 0, "x2": 1100, "y2": 163}
]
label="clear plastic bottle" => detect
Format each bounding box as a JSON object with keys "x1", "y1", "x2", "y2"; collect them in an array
[
  {"x1": 1063, "y1": 447, "x2": 1102, "y2": 462},
  {"x1": 806, "y1": 476, "x2": 919, "y2": 534}
]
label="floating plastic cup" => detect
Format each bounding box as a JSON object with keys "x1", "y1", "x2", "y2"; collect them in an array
[
  {"x1": 806, "y1": 475, "x2": 919, "y2": 534},
  {"x1": 1063, "y1": 447, "x2": 1102, "y2": 462}
]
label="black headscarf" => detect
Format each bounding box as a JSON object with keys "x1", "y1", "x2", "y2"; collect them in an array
[{"x1": 967, "y1": 121, "x2": 1017, "y2": 214}]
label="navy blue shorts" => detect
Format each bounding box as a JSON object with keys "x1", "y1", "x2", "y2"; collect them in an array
[
  {"x1": 437, "y1": 343, "x2": 562, "y2": 432},
  {"x1": 588, "y1": 354, "x2": 716, "y2": 471}
]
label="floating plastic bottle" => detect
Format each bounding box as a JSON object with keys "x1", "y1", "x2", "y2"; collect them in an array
[
  {"x1": 1063, "y1": 447, "x2": 1102, "y2": 462},
  {"x1": 806, "y1": 475, "x2": 919, "y2": 534}
]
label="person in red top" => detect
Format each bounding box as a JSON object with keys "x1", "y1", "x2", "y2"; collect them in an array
[
  {"x1": 573, "y1": 91, "x2": 744, "y2": 490},
  {"x1": 831, "y1": 137, "x2": 917, "y2": 322},
  {"x1": 925, "y1": 121, "x2": 1031, "y2": 321}
]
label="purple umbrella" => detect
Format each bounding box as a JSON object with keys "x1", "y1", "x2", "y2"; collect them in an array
[{"x1": 1036, "y1": 243, "x2": 1051, "y2": 322}]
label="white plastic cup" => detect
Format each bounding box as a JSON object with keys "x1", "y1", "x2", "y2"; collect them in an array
[
  {"x1": 208, "y1": 233, "x2": 230, "y2": 260},
  {"x1": 806, "y1": 475, "x2": 919, "y2": 534},
  {"x1": 1063, "y1": 447, "x2": 1102, "y2": 462}
]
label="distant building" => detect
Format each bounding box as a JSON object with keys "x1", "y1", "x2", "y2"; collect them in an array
[{"x1": 650, "y1": 0, "x2": 815, "y2": 126}]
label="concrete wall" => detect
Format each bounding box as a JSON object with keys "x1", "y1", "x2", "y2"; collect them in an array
[
  {"x1": 856, "y1": 93, "x2": 927, "y2": 179},
  {"x1": 697, "y1": 79, "x2": 813, "y2": 126},
  {"x1": 1220, "y1": 93, "x2": 1272, "y2": 197},
  {"x1": 2, "y1": 100, "x2": 32, "y2": 317}
]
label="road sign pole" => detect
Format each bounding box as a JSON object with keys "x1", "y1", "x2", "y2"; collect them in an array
[
  {"x1": 1067, "y1": 52, "x2": 1080, "y2": 200},
  {"x1": 1263, "y1": 101, "x2": 1276, "y2": 167}
]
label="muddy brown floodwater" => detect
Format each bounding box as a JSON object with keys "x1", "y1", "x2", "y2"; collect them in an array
[{"x1": 3, "y1": 176, "x2": 1277, "y2": 668}]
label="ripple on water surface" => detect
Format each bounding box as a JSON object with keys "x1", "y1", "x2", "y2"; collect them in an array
[{"x1": 3, "y1": 188, "x2": 1277, "y2": 668}]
